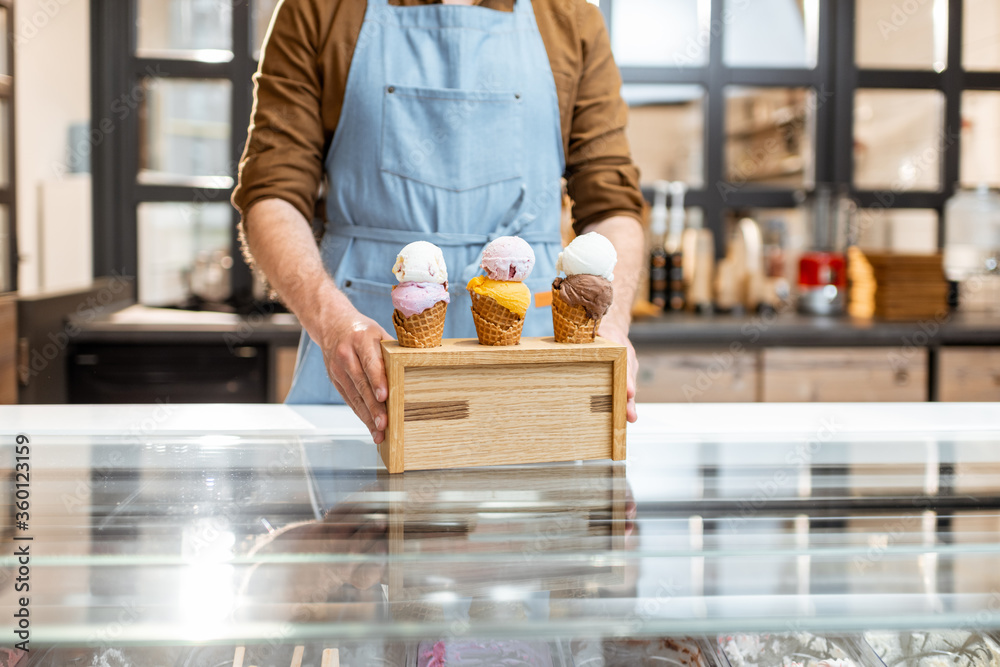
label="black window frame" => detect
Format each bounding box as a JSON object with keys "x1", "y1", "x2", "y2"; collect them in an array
[
  {"x1": 1, "y1": 0, "x2": 16, "y2": 294},
  {"x1": 91, "y1": 0, "x2": 257, "y2": 304},
  {"x1": 603, "y1": 0, "x2": 998, "y2": 253}
]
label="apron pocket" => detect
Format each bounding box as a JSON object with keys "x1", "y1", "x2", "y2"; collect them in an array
[{"x1": 381, "y1": 85, "x2": 523, "y2": 192}]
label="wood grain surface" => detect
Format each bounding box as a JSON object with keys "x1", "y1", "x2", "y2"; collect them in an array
[
  {"x1": 382, "y1": 337, "x2": 627, "y2": 472},
  {"x1": 939, "y1": 347, "x2": 1000, "y2": 402}
]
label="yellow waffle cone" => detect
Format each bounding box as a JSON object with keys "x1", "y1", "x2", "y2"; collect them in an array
[
  {"x1": 393, "y1": 300, "x2": 447, "y2": 348},
  {"x1": 551, "y1": 288, "x2": 601, "y2": 343},
  {"x1": 469, "y1": 291, "x2": 524, "y2": 346}
]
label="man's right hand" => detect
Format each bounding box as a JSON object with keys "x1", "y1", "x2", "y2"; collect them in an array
[
  {"x1": 317, "y1": 310, "x2": 392, "y2": 444},
  {"x1": 243, "y1": 199, "x2": 394, "y2": 441}
]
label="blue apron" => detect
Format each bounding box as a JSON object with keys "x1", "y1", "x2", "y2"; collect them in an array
[{"x1": 286, "y1": 0, "x2": 566, "y2": 404}]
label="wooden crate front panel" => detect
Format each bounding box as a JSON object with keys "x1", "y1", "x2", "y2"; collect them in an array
[
  {"x1": 939, "y1": 347, "x2": 1000, "y2": 402},
  {"x1": 635, "y1": 347, "x2": 758, "y2": 403},
  {"x1": 402, "y1": 362, "x2": 613, "y2": 470},
  {"x1": 762, "y1": 347, "x2": 927, "y2": 402},
  {"x1": 0, "y1": 295, "x2": 16, "y2": 405}
]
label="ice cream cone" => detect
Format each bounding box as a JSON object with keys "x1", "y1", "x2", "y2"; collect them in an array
[
  {"x1": 393, "y1": 300, "x2": 447, "y2": 348},
  {"x1": 552, "y1": 288, "x2": 601, "y2": 343},
  {"x1": 470, "y1": 291, "x2": 524, "y2": 346}
]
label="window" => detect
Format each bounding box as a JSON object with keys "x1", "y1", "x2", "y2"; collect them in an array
[
  {"x1": 606, "y1": 0, "x2": 1000, "y2": 257},
  {"x1": 0, "y1": 0, "x2": 14, "y2": 294},
  {"x1": 92, "y1": 1, "x2": 1000, "y2": 300},
  {"x1": 92, "y1": 0, "x2": 278, "y2": 308},
  {"x1": 606, "y1": 0, "x2": 831, "y2": 259}
]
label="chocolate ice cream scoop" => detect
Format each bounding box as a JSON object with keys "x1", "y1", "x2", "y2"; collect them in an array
[{"x1": 553, "y1": 274, "x2": 613, "y2": 320}]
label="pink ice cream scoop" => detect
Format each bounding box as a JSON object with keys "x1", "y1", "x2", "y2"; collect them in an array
[
  {"x1": 391, "y1": 282, "x2": 450, "y2": 318},
  {"x1": 480, "y1": 236, "x2": 536, "y2": 281}
]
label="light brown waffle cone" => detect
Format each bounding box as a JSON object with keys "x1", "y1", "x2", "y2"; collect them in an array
[
  {"x1": 469, "y1": 291, "x2": 524, "y2": 346},
  {"x1": 552, "y1": 288, "x2": 601, "y2": 343},
  {"x1": 392, "y1": 300, "x2": 447, "y2": 348}
]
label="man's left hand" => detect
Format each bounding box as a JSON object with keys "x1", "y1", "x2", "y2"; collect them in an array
[{"x1": 597, "y1": 321, "x2": 638, "y2": 423}]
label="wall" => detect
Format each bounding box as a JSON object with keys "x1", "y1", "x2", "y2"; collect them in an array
[{"x1": 14, "y1": 0, "x2": 91, "y2": 296}]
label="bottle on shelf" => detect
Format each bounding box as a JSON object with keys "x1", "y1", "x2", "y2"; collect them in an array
[
  {"x1": 664, "y1": 181, "x2": 687, "y2": 312},
  {"x1": 648, "y1": 181, "x2": 670, "y2": 311}
]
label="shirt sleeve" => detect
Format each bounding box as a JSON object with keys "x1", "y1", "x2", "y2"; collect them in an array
[
  {"x1": 231, "y1": 0, "x2": 327, "y2": 224},
  {"x1": 565, "y1": 3, "x2": 645, "y2": 234}
]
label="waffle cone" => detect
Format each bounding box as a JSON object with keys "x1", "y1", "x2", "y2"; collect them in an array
[
  {"x1": 393, "y1": 300, "x2": 447, "y2": 348},
  {"x1": 552, "y1": 288, "x2": 601, "y2": 343},
  {"x1": 469, "y1": 291, "x2": 524, "y2": 346}
]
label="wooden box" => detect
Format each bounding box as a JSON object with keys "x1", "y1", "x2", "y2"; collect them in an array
[{"x1": 379, "y1": 337, "x2": 627, "y2": 473}]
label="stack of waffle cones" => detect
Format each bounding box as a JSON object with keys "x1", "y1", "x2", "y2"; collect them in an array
[
  {"x1": 470, "y1": 292, "x2": 524, "y2": 346},
  {"x1": 393, "y1": 300, "x2": 447, "y2": 348},
  {"x1": 552, "y1": 288, "x2": 601, "y2": 343}
]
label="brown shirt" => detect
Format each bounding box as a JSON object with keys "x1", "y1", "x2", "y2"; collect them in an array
[{"x1": 232, "y1": 0, "x2": 643, "y2": 235}]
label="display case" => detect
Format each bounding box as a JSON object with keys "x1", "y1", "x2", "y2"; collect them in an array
[{"x1": 2, "y1": 403, "x2": 1000, "y2": 666}]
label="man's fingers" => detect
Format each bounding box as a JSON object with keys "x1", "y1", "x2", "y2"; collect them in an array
[
  {"x1": 330, "y1": 355, "x2": 378, "y2": 434},
  {"x1": 359, "y1": 334, "x2": 389, "y2": 407},
  {"x1": 347, "y1": 346, "x2": 386, "y2": 434}
]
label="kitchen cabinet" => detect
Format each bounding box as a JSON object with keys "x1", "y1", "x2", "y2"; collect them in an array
[
  {"x1": 0, "y1": 293, "x2": 15, "y2": 404},
  {"x1": 939, "y1": 346, "x2": 1000, "y2": 402},
  {"x1": 635, "y1": 347, "x2": 757, "y2": 403},
  {"x1": 3, "y1": 402, "x2": 1000, "y2": 665},
  {"x1": 761, "y1": 347, "x2": 927, "y2": 402}
]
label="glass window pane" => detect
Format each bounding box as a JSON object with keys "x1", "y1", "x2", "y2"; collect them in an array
[
  {"x1": 854, "y1": 208, "x2": 939, "y2": 253},
  {"x1": 961, "y1": 91, "x2": 1000, "y2": 187},
  {"x1": 963, "y1": 0, "x2": 1000, "y2": 71},
  {"x1": 139, "y1": 79, "x2": 233, "y2": 188},
  {"x1": 138, "y1": 203, "x2": 233, "y2": 307},
  {"x1": 611, "y1": 0, "x2": 709, "y2": 68},
  {"x1": 856, "y1": 0, "x2": 948, "y2": 71},
  {"x1": 724, "y1": 0, "x2": 818, "y2": 69},
  {"x1": 624, "y1": 85, "x2": 705, "y2": 188},
  {"x1": 724, "y1": 87, "x2": 816, "y2": 189},
  {"x1": 0, "y1": 205, "x2": 9, "y2": 293},
  {"x1": 0, "y1": 8, "x2": 8, "y2": 76},
  {"x1": 137, "y1": 0, "x2": 233, "y2": 61},
  {"x1": 854, "y1": 89, "x2": 945, "y2": 191},
  {"x1": 253, "y1": 0, "x2": 281, "y2": 60},
  {"x1": 0, "y1": 100, "x2": 8, "y2": 190}
]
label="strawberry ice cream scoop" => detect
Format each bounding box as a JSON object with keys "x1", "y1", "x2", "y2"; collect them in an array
[
  {"x1": 392, "y1": 282, "x2": 450, "y2": 318},
  {"x1": 480, "y1": 236, "x2": 535, "y2": 282}
]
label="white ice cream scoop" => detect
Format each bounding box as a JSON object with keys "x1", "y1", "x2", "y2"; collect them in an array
[
  {"x1": 556, "y1": 232, "x2": 617, "y2": 281},
  {"x1": 392, "y1": 241, "x2": 448, "y2": 284}
]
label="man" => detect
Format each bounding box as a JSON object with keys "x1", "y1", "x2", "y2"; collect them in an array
[{"x1": 232, "y1": 0, "x2": 645, "y2": 444}]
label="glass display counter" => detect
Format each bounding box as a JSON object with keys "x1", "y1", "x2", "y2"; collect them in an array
[{"x1": 2, "y1": 403, "x2": 1000, "y2": 666}]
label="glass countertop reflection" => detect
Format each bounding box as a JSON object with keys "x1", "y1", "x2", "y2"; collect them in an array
[{"x1": 2, "y1": 404, "x2": 1000, "y2": 662}]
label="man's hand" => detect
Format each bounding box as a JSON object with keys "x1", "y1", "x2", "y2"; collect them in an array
[
  {"x1": 598, "y1": 321, "x2": 638, "y2": 423},
  {"x1": 317, "y1": 309, "x2": 392, "y2": 444},
  {"x1": 582, "y1": 215, "x2": 645, "y2": 423},
  {"x1": 244, "y1": 199, "x2": 394, "y2": 440}
]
